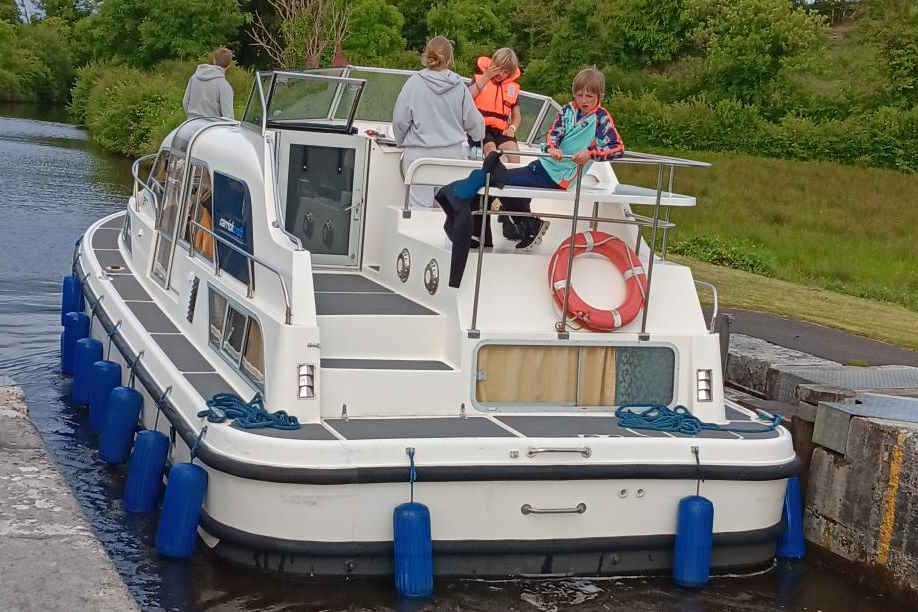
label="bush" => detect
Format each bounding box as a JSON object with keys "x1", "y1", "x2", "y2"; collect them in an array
[
  {"x1": 668, "y1": 235, "x2": 775, "y2": 276},
  {"x1": 609, "y1": 92, "x2": 918, "y2": 172},
  {"x1": 71, "y1": 61, "x2": 253, "y2": 156}
]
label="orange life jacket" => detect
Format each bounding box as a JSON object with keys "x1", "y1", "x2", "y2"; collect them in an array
[{"x1": 473, "y1": 56, "x2": 521, "y2": 132}]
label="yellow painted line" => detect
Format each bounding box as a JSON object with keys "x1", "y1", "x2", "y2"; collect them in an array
[{"x1": 876, "y1": 430, "x2": 908, "y2": 566}]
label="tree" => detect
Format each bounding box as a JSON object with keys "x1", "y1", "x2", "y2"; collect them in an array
[
  {"x1": 250, "y1": 0, "x2": 351, "y2": 68},
  {"x1": 0, "y1": 0, "x2": 19, "y2": 22},
  {"x1": 342, "y1": 0, "x2": 404, "y2": 66},
  {"x1": 393, "y1": 0, "x2": 427, "y2": 51},
  {"x1": 138, "y1": 0, "x2": 249, "y2": 66},
  {"x1": 685, "y1": 0, "x2": 829, "y2": 102},
  {"x1": 619, "y1": 0, "x2": 687, "y2": 66},
  {"x1": 88, "y1": 0, "x2": 248, "y2": 67},
  {"x1": 426, "y1": 0, "x2": 511, "y2": 75}
]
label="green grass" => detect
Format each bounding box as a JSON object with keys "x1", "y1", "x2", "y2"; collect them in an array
[
  {"x1": 619, "y1": 150, "x2": 918, "y2": 313},
  {"x1": 674, "y1": 255, "x2": 918, "y2": 351}
]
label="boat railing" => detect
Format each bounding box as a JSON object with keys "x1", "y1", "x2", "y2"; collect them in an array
[
  {"x1": 131, "y1": 153, "x2": 161, "y2": 223},
  {"x1": 187, "y1": 217, "x2": 293, "y2": 325},
  {"x1": 694, "y1": 280, "x2": 719, "y2": 332},
  {"x1": 465, "y1": 150, "x2": 711, "y2": 340}
]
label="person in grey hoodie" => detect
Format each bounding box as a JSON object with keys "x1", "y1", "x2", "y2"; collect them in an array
[
  {"x1": 393, "y1": 36, "x2": 484, "y2": 208},
  {"x1": 183, "y1": 47, "x2": 235, "y2": 120}
]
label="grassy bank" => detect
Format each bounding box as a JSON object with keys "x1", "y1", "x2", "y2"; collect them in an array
[
  {"x1": 676, "y1": 255, "x2": 918, "y2": 351},
  {"x1": 618, "y1": 151, "x2": 918, "y2": 313}
]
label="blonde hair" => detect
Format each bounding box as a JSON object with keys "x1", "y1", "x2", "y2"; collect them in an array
[
  {"x1": 213, "y1": 47, "x2": 233, "y2": 69},
  {"x1": 423, "y1": 36, "x2": 454, "y2": 71},
  {"x1": 572, "y1": 67, "x2": 605, "y2": 98},
  {"x1": 491, "y1": 47, "x2": 519, "y2": 73}
]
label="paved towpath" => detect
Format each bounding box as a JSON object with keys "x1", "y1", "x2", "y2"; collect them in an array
[
  {"x1": 0, "y1": 377, "x2": 137, "y2": 612},
  {"x1": 710, "y1": 308, "x2": 918, "y2": 367}
]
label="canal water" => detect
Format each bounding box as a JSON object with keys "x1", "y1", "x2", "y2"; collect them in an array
[{"x1": 0, "y1": 105, "x2": 904, "y2": 611}]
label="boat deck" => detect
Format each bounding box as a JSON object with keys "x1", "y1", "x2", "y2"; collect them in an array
[{"x1": 86, "y1": 214, "x2": 779, "y2": 443}]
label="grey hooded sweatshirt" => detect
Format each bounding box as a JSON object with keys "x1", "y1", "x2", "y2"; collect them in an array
[
  {"x1": 393, "y1": 68, "x2": 484, "y2": 159},
  {"x1": 183, "y1": 64, "x2": 234, "y2": 120}
]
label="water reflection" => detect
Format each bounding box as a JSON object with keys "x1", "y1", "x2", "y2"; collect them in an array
[{"x1": 0, "y1": 108, "x2": 906, "y2": 611}]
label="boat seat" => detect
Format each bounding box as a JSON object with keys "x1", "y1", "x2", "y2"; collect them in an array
[{"x1": 403, "y1": 157, "x2": 696, "y2": 207}]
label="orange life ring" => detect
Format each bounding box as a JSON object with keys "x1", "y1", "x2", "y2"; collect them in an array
[{"x1": 547, "y1": 231, "x2": 647, "y2": 331}]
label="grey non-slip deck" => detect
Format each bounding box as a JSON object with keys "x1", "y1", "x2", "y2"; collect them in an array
[
  {"x1": 110, "y1": 275, "x2": 152, "y2": 302},
  {"x1": 91, "y1": 228, "x2": 120, "y2": 250},
  {"x1": 498, "y1": 415, "x2": 778, "y2": 440},
  {"x1": 152, "y1": 334, "x2": 214, "y2": 373},
  {"x1": 313, "y1": 273, "x2": 393, "y2": 293},
  {"x1": 231, "y1": 422, "x2": 338, "y2": 440},
  {"x1": 95, "y1": 250, "x2": 129, "y2": 273},
  {"x1": 124, "y1": 301, "x2": 179, "y2": 334},
  {"x1": 324, "y1": 417, "x2": 513, "y2": 439},
  {"x1": 313, "y1": 273, "x2": 436, "y2": 316},
  {"x1": 100, "y1": 216, "x2": 124, "y2": 230},
  {"x1": 320, "y1": 358, "x2": 452, "y2": 371},
  {"x1": 184, "y1": 372, "x2": 235, "y2": 400},
  {"x1": 315, "y1": 292, "x2": 436, "y2": 316}
]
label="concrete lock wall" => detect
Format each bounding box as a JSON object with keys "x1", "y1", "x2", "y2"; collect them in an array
[
  {"x1": 725, "y1": 334, "x2": 918, "y2": 600},
  {"x1": 806, "y1": 417, "x2": 918, "y2": 597}
]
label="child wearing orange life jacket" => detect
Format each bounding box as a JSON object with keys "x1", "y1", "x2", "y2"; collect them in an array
[{"x1": 469, "y1": 48, "x2": 522, "y2": 163}]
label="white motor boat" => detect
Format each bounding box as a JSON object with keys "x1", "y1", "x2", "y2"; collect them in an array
[{"x1": 73, "y1": 67, "x2": 797, "y2": 577}]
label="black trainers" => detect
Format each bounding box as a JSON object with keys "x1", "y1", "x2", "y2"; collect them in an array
[{"x1": 515, "y1": 220, "x2": 550, "y2": 250}]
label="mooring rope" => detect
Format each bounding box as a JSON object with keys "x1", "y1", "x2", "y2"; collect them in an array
[
  {"x1": 615, "y1": 404, "x2": 781, "y2": 436},
  {"x1": 197, "y1": 392, "x2": 300, "y2": 430}
]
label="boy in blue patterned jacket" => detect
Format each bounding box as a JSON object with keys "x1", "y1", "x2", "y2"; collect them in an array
[{"x1": 436, "y1": 67, "x2": 625, "y2": 287}]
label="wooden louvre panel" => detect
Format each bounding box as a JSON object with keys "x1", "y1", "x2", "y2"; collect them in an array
[{"x1": 476, "y1": 345, "x2": 618, "y2": 407}]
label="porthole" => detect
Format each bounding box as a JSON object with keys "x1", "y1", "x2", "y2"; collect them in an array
[{"x1": 396, "y1": 248, "x2": 410, "y2": 283}]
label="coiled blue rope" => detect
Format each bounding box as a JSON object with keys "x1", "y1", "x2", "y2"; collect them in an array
[
  {"x1": 197, "y1": 392, "x2": 300, "y2": 430},
  {"x1": 615, "y1": 404, "x2": 781, "y2": 436}
]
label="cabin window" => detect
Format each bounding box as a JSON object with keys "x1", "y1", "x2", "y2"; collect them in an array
[
  {"x1": 222, "y1": 306, "x2": 248, "y2": 365},
  {"x1": 212, "y1": 172, "x2": 254, "y2": 286},
  {"x1": 208, "y1": 286, "x2": 265, "y2": 389},
  {"x1": 182, "y1": 163, "x2": 214, "y2": 261},
  {"x1": 474, "y1": 345, "x2": 676, "y2": 409},
  {"x1": 241, "y1": 318, "x2": 265, "y2": 385},
  {"x1": 147, "y1": 149, "x2": 170, "y2": 204},
  {"x1": 242, "y1": 73, "x2": 273, "y2": 130},
  {"x1": 152, "y1": 155, "x2": 186, "y2": 283},
  {"x1": 208, "y1": 289, "x2": 227, "y2": 346}
]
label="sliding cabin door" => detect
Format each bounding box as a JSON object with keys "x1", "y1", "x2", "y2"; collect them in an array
[{"x1": 276, "y1": 131, "x2": 369, "y2": 267}]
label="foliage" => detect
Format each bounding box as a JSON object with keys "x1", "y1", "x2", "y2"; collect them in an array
[
  {"x1": 666, "y1": 235, "x2": 774, "y2": 276},
  {"x1": 683, "y1": 0, "x2": 829, "y2": 103},
  {"x1": 393, "y1": 0, "x2": 428, "y2": 51},
  {"x1": 86, "y1": 0, "x2": 249, "y2": 67},
  {"x1": 0, "y1": 0, "x2": 19, "y2": 22},
  {"x1": 619, "y1": 0, "x2": 688, "y2": 66},
  {"x1": 72, "y1": 60, "x2": 253, "y2": 155},
  {"x1": 342, "y1": 0, "x2": 405, "y2": 66},
  {"x1": 426, "y1": 0, "x2": 511, "y2": 75}
]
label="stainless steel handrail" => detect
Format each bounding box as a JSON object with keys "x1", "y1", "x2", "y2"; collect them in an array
[
  {"x1": 521, "y1": 503, "x2": 587, "y2": 515},
  {"x1": 131, "y1": 153, "x2": 160, "y2": 217},
  {"x1": 263, "y1": 131, "x2": 304, "y2": 250},
  {"x1": 460, "y1": 149, "x2": 709, "y2": 339},
  {"x1": 188, "y1": 219, "x2": 293, "y2": 325},
  {"x1": 527, "y1": 446, "x2": 592, "y2": 458},
  {"x1": 694, "y1": 280, "x2": 719, "y2": 331}
]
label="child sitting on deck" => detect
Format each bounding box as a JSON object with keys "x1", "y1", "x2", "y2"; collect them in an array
[{"x1": 437, "y1": 67, "x2": 625, "y2": 288}]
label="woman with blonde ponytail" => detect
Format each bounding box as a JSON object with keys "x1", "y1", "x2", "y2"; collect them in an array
[{"x1": 393, "y1": 36, "x2": 484, "y2": 207}]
